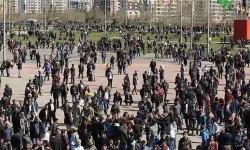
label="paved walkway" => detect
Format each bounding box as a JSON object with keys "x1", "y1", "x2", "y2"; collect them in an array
[{"x1": 0, "y1": 48, "x2": 243, "y2": 149}]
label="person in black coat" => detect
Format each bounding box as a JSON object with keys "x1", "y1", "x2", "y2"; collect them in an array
[
  {"x1": 39, "y1": 105, "x2": 48, "y2": 126},
  {"x1": 30, "y1": 117, "x2": 40, "y2": 144},
  {"x1": 4, "y1": 84, "x2": 12, "y2": 99},
  {"x1": 47, "y1": 99, "x2": 56, "y2": 126},
  {"x1": 124, "y1": 92, "x2": 133, "y2": 105},
  {"x1": 64, "y1": 107, "x2": 73, "y2": 130},
  {"x1": 50, "y1": 128, "x2": 64, "y2": 150},
  {"x1": 11, "y1": 130, "x2": 23, "y2": 150}
]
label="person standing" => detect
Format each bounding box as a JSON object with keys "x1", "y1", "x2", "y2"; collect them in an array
[
  {"x1": 132, "y1": 71, "x2": 138, "y2": 95},
  {"x1": 60, "y1": 82, "x2": 69, "y2": 107},
  {"x1": 178, "y1": 131, "x2": 192, "y2": 150},
  {"x1": 70, "y1": 64, "x2": 76, "y2": 84},
  {"x1": 50, "y1": 128, "x2": 64, "y2": 150},
  {"x1": 162, "y1": 80, "x2": 169, "y2": 102},
  {"x1": 63, "y1": 64, "x2": 70, "y2": 85},
  {"x1": 17, "y1": 60, "x2": 22, "y2": 78},
  {"x1": 101, "y1": 51, "x2": 106, "y2": 64},
  {"x1": 70, "y1": 83, "x2": 78, "y2": 103},
  {"x1": 35, "y1": 52, "x2": 41, "y2": 67},
  {"x1": 159, "y1": 65, "x2": 164, "y2": 83},
  {"x1": 4, "y1": 84, "x2": 12, "y2": 100},
  {"x1": 44, "y1": 63, "x2": 51, "y2": 81},
  {"x1": 107, "y1": 70, "x2": 113, "y2": 88},
  {"x1": 47, "y1": 99, "x2": 56, "y2": 126},
  {"x1": 50, "y1": 83, "x2": 61, "y2": 109},
  {"x1": 169, "y1": 118, "x2": 177, "y2": 150},
  {"x1": 78, "y1": 62, "x2": 84, "y2": 79},
  {"x1": 37, "y1": 71, "x2": 44, "y2": 95},
  {"x1": 11, "y1": 129, "x2": 23, "y2": 150}
]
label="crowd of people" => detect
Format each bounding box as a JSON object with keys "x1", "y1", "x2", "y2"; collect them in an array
[{"x1": 0, "y1": 22, "x2": 249, "y2": 150}]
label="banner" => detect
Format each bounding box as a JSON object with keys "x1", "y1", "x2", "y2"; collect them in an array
[{"x1": 217, "y1": 0, "x2": 232, "y2": 10}]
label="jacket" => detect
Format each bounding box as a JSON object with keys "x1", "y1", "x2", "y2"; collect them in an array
[{"x1": 202, "y1": 129, "x2": 210, "y2": 147}]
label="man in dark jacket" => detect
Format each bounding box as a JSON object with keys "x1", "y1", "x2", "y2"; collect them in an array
[
  {"x1": 78, "y1": 62, "x2": 84, "y2": 79},
  {"x1": 178, "y1": 131, "x2": 192, "y2": 150},
  {"x1": 70, "y1": 83, "x2": 78, "y2": 103},
  {"x1": 39, "y1": 105, "x2": 48, "y2": 126},
  {"x1": 47, "y1": 99, "x2": 56, "y2": 126},
  {"x1": 22, "y1": 130, "x2": 32, "y2": 149},
  {"x1": 64, "y1": 107, "x2": 73, "y2": 130},
  {"x1": 50, "y1": 83, "x2": 61, "y2": 109},
  {"x1": 114, "y1": 122, "x2": 128, "y2": 150},
  {"x1": 29, "y1": 116, "x2": 40, "y2": 144},
  {"x1": 60, "y1": 82, "x2": 69, "y2": 107},
  {"x1": 50, "y1": 128, "x2": 64, "y2": 150},
  {"x1": 4, "y1": 84, "x2": 12, "y2": 100},
  {"x1": 11, "y1": 129, "x2": 23, "y2": 150},
  {"x1": 151, "y1": 91, "x2": 160, "y2": 107}
]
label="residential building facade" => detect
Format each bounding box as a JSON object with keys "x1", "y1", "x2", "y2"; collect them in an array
[
  {"x1": 69, "y1": 0, "x2": 93, "y2": 11},
  {"x1": 18, "y1": 0, "x2": 42, "y2": 14},
  {"x1": 41, "y1": 0, "x2": 67, "y2": 12}
]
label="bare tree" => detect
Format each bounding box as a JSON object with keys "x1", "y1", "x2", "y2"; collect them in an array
[
  {"x1": 86, "y1": 7, "x2": 105, "y2": 24},
  {"x1": 114, "y1": 10, "x2": 127, "y2": 24}
]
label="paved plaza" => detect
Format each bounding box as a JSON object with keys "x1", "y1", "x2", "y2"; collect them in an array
[{"x1": 0, "y1": 48, "x2": 242, "y2": 149}]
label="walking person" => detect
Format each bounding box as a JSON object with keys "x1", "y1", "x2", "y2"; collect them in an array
[{"x1": 17, "y1": 60, "x2": 22, "y2": 78}]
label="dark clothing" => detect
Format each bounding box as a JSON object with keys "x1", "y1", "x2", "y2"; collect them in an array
[
  {"x1": 50, "y1": 135, "x2": 64, "y2": 150},
  {"x1": 218, "y1": 132, "x2": 233, "y2": 146},
  {"x1": 11, "y1": 133, "x2": 22, "y2": 150}
]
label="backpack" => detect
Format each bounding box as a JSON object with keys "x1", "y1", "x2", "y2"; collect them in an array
[
  {"x1": 164, "y1": 82, "x2": 169, "y2": 91},
  {"x1": 108, "y1": 72, "x2": 112, "y2": 79}
]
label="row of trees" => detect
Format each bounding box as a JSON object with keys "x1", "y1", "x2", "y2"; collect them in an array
[{"x1": 0, "y1": 2, "x2": 236, "y2": 26}]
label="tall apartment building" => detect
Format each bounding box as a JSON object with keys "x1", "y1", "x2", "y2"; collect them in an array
[
  {"x1": 193, "y1": 0, "x2": 242, "y2": 23},
  {"x1": 110, "y1": 0, "x2": 120, "y2": 16},
  {"x1": 94, "y1": 0, "x2": 110, "y2": 12},
  {"x1": 0, "y1": 0, "x2": 18, "y2": 14},
  {"x1": 70, "y1": 0, "x2": 84, "y2": 11},
  {"x1": 41, "y1": 0, "x2": 67, "y2": 12},
  {"x1": 10, "y1": 0, "x2": 18, "y2": 14},
  {"x1": 18, "y1": 0, "x2": 42, "y2": 14}
]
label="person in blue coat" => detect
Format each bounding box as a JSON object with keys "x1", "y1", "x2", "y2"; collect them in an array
[{"x1": 201, "y1": 125, "x2": 210, "y2": 148}]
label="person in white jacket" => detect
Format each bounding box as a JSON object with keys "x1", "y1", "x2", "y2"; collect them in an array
[{"x1": 72, "y1": 139, "x2": 84, "y2": 150}]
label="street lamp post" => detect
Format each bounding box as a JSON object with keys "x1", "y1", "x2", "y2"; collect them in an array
[
  {"x1": 180, "y1": 0, "x2": 183, "y2": 44},
  {"x1": 190, "y1": 0, "x2": 194, "y2": 50},
  {"x1": 105, "y1": 0, "x2": 107, "y2": 37},
  {"x1": 8, "y1": 0, "x2": 11, "y2": 34},
  {"x1": 207, "y1": 0, "x2": 210, "y2": 54},
  {"x1": 3, "y1": 0, "x2": 6, "y2": 61}
]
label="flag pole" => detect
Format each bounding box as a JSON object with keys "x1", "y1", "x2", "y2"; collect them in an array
[
  {"x1": 3, "y1": 0, "x2": 6, "y2": 61},
  {"x1": 180, "y1": 0, "x2": 183, "y2": 44},
  {"x1": 207, "y1": 0, "x2": 210, "y2": 54},
  {"x1": 190, "y1": 0, "x2": 194, "y2": 50}
]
